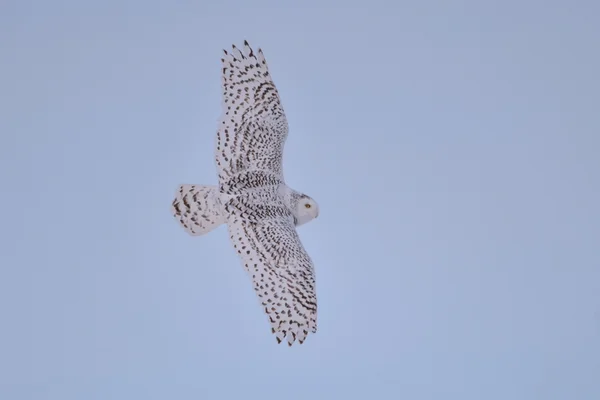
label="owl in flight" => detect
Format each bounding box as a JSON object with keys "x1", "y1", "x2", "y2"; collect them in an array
[{"x1": 171, "y1": 41, "x2": 320, "y2": 346}]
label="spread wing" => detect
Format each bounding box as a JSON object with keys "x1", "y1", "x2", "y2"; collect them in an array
[
  {"x1": 215, "y1": 41, "x2": 288, "y2": 184},
  {"x1": 225, "y1": 197, "x2": 317, "y2": 346}
]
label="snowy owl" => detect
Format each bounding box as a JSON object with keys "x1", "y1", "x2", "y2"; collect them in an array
[{"x1": 171, "y1": 41, "x2": 319, "y2": 346}]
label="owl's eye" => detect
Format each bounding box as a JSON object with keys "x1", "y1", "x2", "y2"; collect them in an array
[{"x1": 305, "y1": 203, "x2": 311, "y2": 209}]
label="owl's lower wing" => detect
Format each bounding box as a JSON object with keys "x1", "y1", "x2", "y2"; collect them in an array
[
  {"x1": 215, "y1": 41, "x2": 288, "y2": 188},
  {"x1": 227, "y1": 215, "x2": 317, "y2": 346}
]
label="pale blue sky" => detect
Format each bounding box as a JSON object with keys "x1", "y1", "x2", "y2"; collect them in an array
[{"x1": 1, "y1": 1, "x2": 599, "y2": 399}]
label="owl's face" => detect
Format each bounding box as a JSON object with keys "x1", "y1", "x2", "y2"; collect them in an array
[{"x1": 295, "y1": 196, "x2": 319, "y2": 226}]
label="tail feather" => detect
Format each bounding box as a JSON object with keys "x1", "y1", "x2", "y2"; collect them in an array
[{"x1": 172, "y1": 184, "x2": 225, "y2": 236}]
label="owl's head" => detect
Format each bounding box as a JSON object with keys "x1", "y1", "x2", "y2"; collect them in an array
[{"x1": 294, "y1": 195, "x2": 319, "y2": 226}]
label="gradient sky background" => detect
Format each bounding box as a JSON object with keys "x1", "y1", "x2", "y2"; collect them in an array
[{"x1": 1, "y1": 1, "x2": 599, "y2": 399}]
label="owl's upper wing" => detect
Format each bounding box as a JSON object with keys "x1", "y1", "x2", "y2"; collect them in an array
[
  {"x1": 215, "y1": 41, "x2": 288, "y2": 184},
  {"x1": 225, "y1": 199, "x2": 317, "y2": 346}
]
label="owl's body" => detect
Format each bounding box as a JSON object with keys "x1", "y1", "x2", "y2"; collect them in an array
[{"x1": 172, "y1": 41, "x2": 319, "y2": 346}]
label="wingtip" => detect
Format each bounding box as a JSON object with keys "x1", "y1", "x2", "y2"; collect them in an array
[{"x1": 245, "y1": 41, "x2": 255, "y2": 58}]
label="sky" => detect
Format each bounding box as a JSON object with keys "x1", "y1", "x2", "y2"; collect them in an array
[{"x1": 1, "y1": 0, "x2": 599, "y2": 399}]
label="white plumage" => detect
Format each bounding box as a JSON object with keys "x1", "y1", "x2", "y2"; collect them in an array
[
  {"x1": 172, "y1": 185, "x2": 225, "y2": 236},
  {"x1": 171, "y1": 41, "x2": 319, "y2": 346}
]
